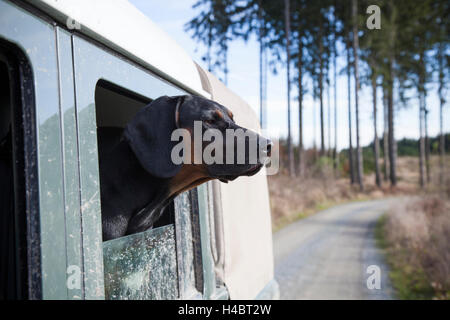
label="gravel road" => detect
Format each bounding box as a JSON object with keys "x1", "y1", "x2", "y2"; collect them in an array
[{"x1": 273, "y1": 199, "x2": 397, "y2": 300}]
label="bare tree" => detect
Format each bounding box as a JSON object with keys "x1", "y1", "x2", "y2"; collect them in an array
[
  {"x1": 319, "y1": 19, "x2": 325, "y2": 155},
  {"x1": 387, "y1": 1, "x2": 397, "y2": 186},
  {"x1": 297, "y1": 30, "x2": 305, "y2": 177},
  {"x1": 382, "y1": 86, "x2": 389, "y2": 181},
  {"x1": 327, "y1": 70, "x2": 331, "y2": 157},
  {"x1": 371, "y1": 70, "x2": 381, "y2": 187},
  {"x1": 419, "y1": 92, "x2": 426, "y2": 188},
  {"x1": 425, "y1": 106, "x2": 430, "y2": 183},
  {"x1": 284, "y1": 0, "x2": 295, "y2": 177},
  {"x1": 438, "y1": 39, "x2": 446, "y2": 186},
  {"x1": 333, "y1": 5, "x2": 338, "y2": 172},
  {"x1": 346, "y1": 38, "x2": 355, "y2": 184},
  {"x1": 258, "y1": 2, "x2": 267, "y2": 129},
  {"x1": 313, "y1": 89, "x2": 317, "y2": 155},
  {"x1": 352, "y1": 0, "x2": 364, "y2": 191}
]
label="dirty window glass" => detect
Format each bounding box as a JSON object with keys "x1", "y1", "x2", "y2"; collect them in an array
[{"x1": 103, "y1": 225, "x2": 178, "y2": 299}]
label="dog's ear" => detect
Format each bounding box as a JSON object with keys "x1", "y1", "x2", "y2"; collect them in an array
[{"x1": 124, "y1": 95, "x2": 186, "y2": 178}]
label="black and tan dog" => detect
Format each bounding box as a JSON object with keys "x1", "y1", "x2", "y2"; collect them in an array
[{"x1": 99, "y1": 95, "x2": 271, "y2": 241}]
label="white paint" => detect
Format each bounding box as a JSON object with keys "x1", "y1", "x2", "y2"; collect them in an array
[{"x1": 28, "y1": 0, "x2": 209, "y2": 97}]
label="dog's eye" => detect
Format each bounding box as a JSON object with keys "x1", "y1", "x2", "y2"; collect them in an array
[{"x1": 204, "y1": 119, "x2": 215, "y2": 126}]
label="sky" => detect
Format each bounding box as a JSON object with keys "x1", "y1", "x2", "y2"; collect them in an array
[{"x1": 129, "y1": 0, "x2": 448, "y2": 151}]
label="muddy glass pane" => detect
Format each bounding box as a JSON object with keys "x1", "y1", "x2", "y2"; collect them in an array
[
  {"x1": 174, "y1": 191, "x2": 199, "y2": 298},
  {"x1": 103, "y1": 225, "x2": 178, "y2": 300}
]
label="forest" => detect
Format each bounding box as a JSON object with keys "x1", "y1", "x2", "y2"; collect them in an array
[{"x1": 185, "y1": 0, "x2": 449, "y2": 190}]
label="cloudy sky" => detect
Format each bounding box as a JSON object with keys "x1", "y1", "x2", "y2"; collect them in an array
[{"x1": 129, "y1": 0, "x2": 446, "y2": 150}]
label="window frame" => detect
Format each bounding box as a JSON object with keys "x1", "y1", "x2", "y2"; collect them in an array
[
  {"x1": 0, "y1": 0, "x2": 67, "y2": 299},
  {"x1": 0, "y1": 38, "x2": 39, "y2": 300}
]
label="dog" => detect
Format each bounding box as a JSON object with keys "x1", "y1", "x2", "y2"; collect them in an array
[{"x1": 99, "y1": 95, "x2": 271, "y2": 241}]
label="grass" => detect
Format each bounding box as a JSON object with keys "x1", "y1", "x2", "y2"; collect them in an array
[
  {"x1": 269, "y1": 155, "x2": 450, "y2": 233},
  {"x1": 375, "y1": 215, "x2": 434, "y2": 299},
  {"x1": 375, "y1": 215, "x2": 435, "y2": 299},
  {"x1": 375, "y1": 197, "x2": 450, "y2": 300},
  {"x1": 272, "y1": 194, "x2": 372, "y2": 232}
]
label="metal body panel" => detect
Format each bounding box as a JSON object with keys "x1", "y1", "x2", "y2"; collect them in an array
[
  {"x1": 55, "y1": 27, "x2": 83, "y2": 300},
  {"x1": 0, "y1": 0, "x2": 68, "y2": 299},
  {"x1": 26, "y1": 0, "x2": 210, "y2": 98}
]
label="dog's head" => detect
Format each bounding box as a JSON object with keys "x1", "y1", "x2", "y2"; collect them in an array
[{"x1": 124, "y1": 95, "x2": 272, "y2": 189}]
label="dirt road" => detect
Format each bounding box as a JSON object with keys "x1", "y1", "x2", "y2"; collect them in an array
[{"x1": 273, "y1": 199, "x2": 397, "y2": 299}]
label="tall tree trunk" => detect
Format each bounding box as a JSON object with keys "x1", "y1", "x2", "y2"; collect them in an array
[
  {"x1": 387, "y1": 2, "x2": 397, "y2": 186},
  {"x1": 284, "y1": 0, "x2": 295, "y2": 177},
  {"x1": 387, "y1": 65, "x2": 396, "y2": 186},
  {"x1": 352, "y1": 0, "x2": 364, "y2": 191},
  {"x1": 223, "y1": 46, "x2": 228, "y2": 85},
  {"x1": 313, "y1": 94, "x2": 317, "y2": 159},
  {"x1": 418, "y1": 51, "x2": 429, "y2": 187},
  {"x1": 347, "y1": 40, "x2": 355, "y2": 184},
  {"x1": 327, "y1": 73, "x2": 331, "y2": 157},
  {"x1": 319, "y1": 29, "x2": 325, "y2": 155},
  {"x1": 438, "y1": 41, "x2": 445, "y2": 186},
  {"x1": 383, "y1": 86, "x2": 389, "y2": 181},
  {"x1": 419, "y1": 93, "x2": 426, "y2": 188},
  {"x1": 418, "y1": 51, "x2": 430, "y2": 184},
  {"x1": 259, "y1": 17, "x2": 264, "y2": 128},
  {"x1": 372, "y1": 71, "x2": 381, "y2": 187},
  {"x1": 207, "y1": 16, "x2": 212, "y2": 72},
  {"x1": 425, "y1": 106, "x2": 430, "y2": 183},
  {"x1": 333, "y1": 13, "x2": 338, "y2": 172},
  {"x1": 388, "y1": 68, "x2": 396, "y2": 186},
  {"x1": 258, "y1": 2, "x2": 266, "y2": 130},
  {"x1": 298, "y1": 36, "x2": 304, "y2": 177}
]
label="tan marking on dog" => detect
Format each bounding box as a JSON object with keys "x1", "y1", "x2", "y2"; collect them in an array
[
  {"x1": 215, "y1": 109, "x2": 224, "y2": 119},
  {"x1": 175, "y1": 108, "x2": 180, "y2": 127},
  {"x1": 168, "y1": 164, "x2": 211, "y2": 196}
]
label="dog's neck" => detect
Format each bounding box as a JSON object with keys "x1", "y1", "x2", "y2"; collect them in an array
[
  {"x1": 169, "y1": 164, "x2": 212, "y2": 196},
  {"x1": 125, "y1": 163, "x2": 212, "y2": 235},
  {"x1": 100, "y1": 140, "x2": 169, "y2": 233},
  {"x1": 102, "y1": 140, "x2": 211, "y2": 237}
]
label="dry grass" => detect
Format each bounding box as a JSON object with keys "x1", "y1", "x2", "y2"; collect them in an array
[
  {"x1": 268, "y1": 155, "x2": 450, "y2": 231},
  {"x1": 268, "y1": 156, "x2": 423, "y2": 231},
  {"x1": 382, "y1": 195, "x2": 450, "y2": 299}
]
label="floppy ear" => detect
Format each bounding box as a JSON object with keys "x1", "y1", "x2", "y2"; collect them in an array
[{"x1": 124, "y1": 95, "x2": 185, "y2": 178}]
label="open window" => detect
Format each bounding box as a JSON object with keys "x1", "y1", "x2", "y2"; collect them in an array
[
  {"x1": 95, "y1": 80, "x2": 203, "y2": 299},
  {"x1": 95, "y1": 80, "x2": 176, "y2": 229},
  {"x1": 0, "y1": 41, "x2": 39, "y2": 300}
]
